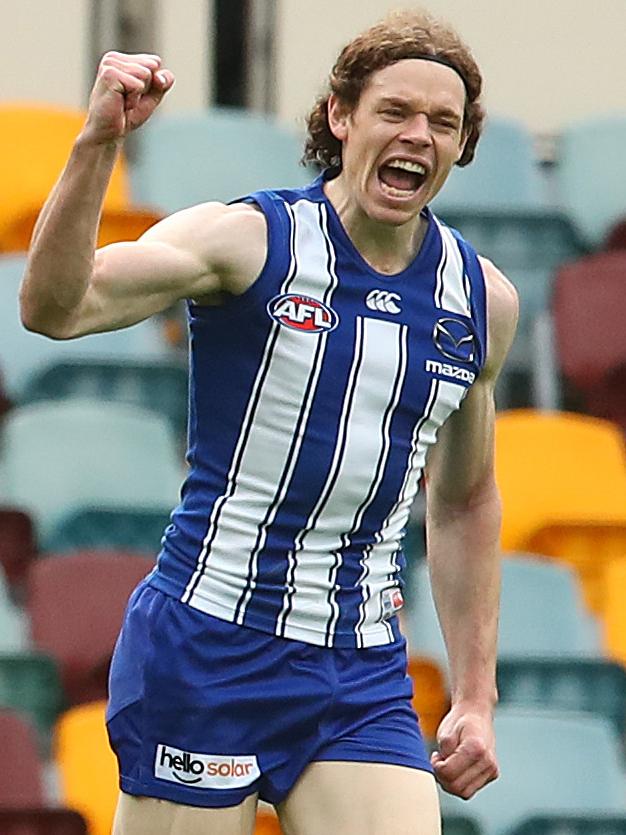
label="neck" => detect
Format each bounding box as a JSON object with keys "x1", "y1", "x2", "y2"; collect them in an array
[{"x1": 323, "y1": 172, "x2": 428, "y2": 275}]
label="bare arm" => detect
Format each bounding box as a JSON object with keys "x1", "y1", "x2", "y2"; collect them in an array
[
  {"x1": 19, "y1": 52, "x2": 266, "y2": 339},
  {"x1": 425, "y1": 258, "x2": 518, "y2": 799}
]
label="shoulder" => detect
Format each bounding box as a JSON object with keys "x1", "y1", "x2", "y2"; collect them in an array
[{"x1": 478, "y1": 257, "x2": 519, "y2": 381}]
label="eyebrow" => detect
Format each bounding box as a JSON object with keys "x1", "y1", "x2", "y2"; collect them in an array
[{"x1": 377, "y1": 96, "x2": 462, "y2": 121}]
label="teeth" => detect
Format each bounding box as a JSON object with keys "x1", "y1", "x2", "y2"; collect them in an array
[{"x1": 387, "y1": 159, "x2": 426, "y2": 175}]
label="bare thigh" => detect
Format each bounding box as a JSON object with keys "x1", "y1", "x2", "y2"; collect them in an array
[
  {"x1": 112, "y1": 791, "x2": 258, "y2": 835},
  {"x1": 277, "y1": 762, "x2": 440, "y2": 835}
]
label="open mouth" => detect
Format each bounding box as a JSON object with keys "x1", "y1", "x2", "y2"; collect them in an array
[{"x1": 378, "y1": 159, "x2": 428, "y2": 199}]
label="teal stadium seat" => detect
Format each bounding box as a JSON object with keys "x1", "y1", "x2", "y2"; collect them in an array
[
  {"x1": 432, "y1": 116, "x2": 546, "y2": 211},
  {"x1": 20, "y1": 357, "x2": 189, "y2": 439},
  {"x1": 45, "y1": 506, "x2": 173, "y2": 554},
  {"x1": 442, "y1": 816, "x2": 483, "y2": 834},
  {"x1": 439, "y1": 708, "x2": 626, "y2": 835},
  {"x1": 509, "y1": 815, "x2": 626, "y2": 835},
  {"x1": 130, "y1": 108, "x2": 311, "y2": 213},
  {"x1": 0, "y1": 255, "x2": 170, "y2": 401},
  {"x1": 407, "y1": 556, "x2": 600, "y2": 669},
  {"x1": 496, "y1": 658, "x2": 626, "y2": 740},
  {"x1": 0, "y1": 652, "x2": 64, "y2": 748},
  {"x1": 557, "y1": 115, "x2": 626, "y2": 247},
  {"x1": 0, "y1": 400, "x2": 183, "y2": 546}
]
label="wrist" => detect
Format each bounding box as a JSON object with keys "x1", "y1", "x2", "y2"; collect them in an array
[
  {"x1": 75, "y1": 126, "x2": 124, "y2": 155},
  {"x1": 450, "y1": 689, "x2": 498, "y2": 713}
]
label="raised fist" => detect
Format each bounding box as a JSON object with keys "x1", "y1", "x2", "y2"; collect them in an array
[{"x1": 83, "y1": 51, "x2": 175, "y2": 144}]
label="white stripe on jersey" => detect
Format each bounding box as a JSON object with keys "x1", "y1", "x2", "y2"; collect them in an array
[
  {"x1": 279, "y1": 317, "x2": 407, "y2": 645},
  {"x1": 185, "y1": 199, "x2": 338, "y2": 619},
  {"x1": 434, "y1": 220, "x2": 471, "y2": 317},
  {"x1": 355, "y1": 379, "x2": 467, "y2": 648}
]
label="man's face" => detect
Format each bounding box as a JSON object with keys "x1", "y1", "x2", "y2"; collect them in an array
[{"x1": 329, "y1": 58, "x2": 467, "y2": 226}]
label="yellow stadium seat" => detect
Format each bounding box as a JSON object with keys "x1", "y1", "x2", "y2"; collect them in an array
[
  {"x1": 603, "y1": 557, "x2": 626, "y2": 666},
  {"x1": 55, "y1": 701, "x2": 118, "y2": 835},
  {"x1": 0, "y1": 103, "x2": 162, "y2": 251},
  {"x1": 407, "y1": 655, "x2": 449, "y2": 740},
  {"x1": 255, "y1": 807, "x2": 283, "y2": 833},
  {"x1": 495, "y1": 410, "x2": 626, "y2": 613}
]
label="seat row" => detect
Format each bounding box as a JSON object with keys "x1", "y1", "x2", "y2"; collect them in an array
[
  {"x1": 4, "y1": 698, "x2": 626, "y2": 835},
  {"x1": 2, "y1": 103, "x2": 625, "y2": 248},
  {"x1": 2, "y1": 398, "x2": 625, "y2": 609},
  {"x1": 2, "y1": 548, "x2": 626, "y2": 744}
]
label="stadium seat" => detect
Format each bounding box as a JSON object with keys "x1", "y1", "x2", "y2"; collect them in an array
[
  {"x1": 44, "y1": 506, "x2": 172, "y2": 555},
  {"x1": 20, "y1": 357, "x2": 189, "y2": 439},
  {"x1": 407, "y1": 655, "x2": 449, "y2": 740},
  {"x1": 557, "y1": 115, "x2": 626, "y2": 247},
  {"x1": 0, "y1": 506, "x2": 37, "y2": 601},
  {"x1": 603, "y1": 557, "x2": 626, "y2": 667},
  {"x1": 0, "y1": 103, "x2": 162, "y2": 251},
  {"x1": 1, "y1": 399, "x2": 183, "y2": 545},
  {"x1": 495, "y1": 410, "x2": 626, "y2": 613},
  {"x1": 553, "y1": 252, "x2": 626, "y2": 433},
  {"x1": 0, "y1": 255, "x2": 171, "y2": 402},
  {"x1": 442, "y1": 817, "x2": 483, "y2": 835},
  {"x1": 407, "y1": 556, "x2": 599, "y2": 669},
  {"x1": 432, "y1": 116, "x2": 547, "y2": 211},
  {"x1": 0, "y1": 709, "x2": 44, "y2": 806},
  {"x1": 496, "y1": 658, "x2": 626, "y2": 739},
  {"x1": 0, "y1": 809, "x2": 88, "y2": 835},
  {"x1": 28, "y1": 552, "x2": 155, "y2": 704},
  {"x1": 0, "y1": 652, "x2": 64, "y2": 748},
  {"x1": 439, "y1": 708, "x2": 626, "y2": 835},
  {"x1": 255, "y1": 809, "x2": 283, "y2": 833},
  {"x1": 130, "y1": 107, "x2": 310, "y2": 212},
  {"x1": 604, "y1": 217, "x2": 626, "y2": 250},
  {"x1": 0, "y1": 567, "x2": 31, "y2": 651},
  {"x1": 508, "y1": 815, "x2": 626, "y2": 834},
  {"x1": 55, "y1": 701, "x2": 118, "y2": 835}
]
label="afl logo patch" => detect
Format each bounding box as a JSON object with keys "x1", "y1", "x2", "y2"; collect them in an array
[{"x1": 267, "y1": 293, "x2": 339, "y2": 333}]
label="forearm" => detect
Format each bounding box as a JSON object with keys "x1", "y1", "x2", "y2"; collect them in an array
[
  {"x1": 426, "y1": 483, "x2": 501, "y2": 708},
  {"x1": 20, "y1": 133, "x2": 122, "y2": 335}
]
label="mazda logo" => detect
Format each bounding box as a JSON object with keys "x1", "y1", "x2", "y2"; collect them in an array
[{"x1": 433, "y1": 317, "x2": 476, "y2": 363}]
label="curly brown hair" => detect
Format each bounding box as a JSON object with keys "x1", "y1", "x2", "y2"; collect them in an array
[{"x1": 303, "y1": 9, "x2": 485, "y2": 170}]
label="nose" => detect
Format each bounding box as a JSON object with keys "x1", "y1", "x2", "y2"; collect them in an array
[{"x1": 399, "y1": 112, "x2": 433, "y2": 147}]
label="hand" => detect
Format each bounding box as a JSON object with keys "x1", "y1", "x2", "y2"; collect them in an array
[
  {"x1": 82, "y1": 51, "x2": 175, "y2": 144},
  {"x1": 431, "y1": 703, "x2": 499, "y2": 799}
]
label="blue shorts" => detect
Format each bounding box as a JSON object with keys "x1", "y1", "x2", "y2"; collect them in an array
[{"x1": 106, "y1": 581, "x2": 432, "y2": 808}]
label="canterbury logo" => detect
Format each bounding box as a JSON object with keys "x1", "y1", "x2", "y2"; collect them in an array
[{"x1": 365, "y1": 290, "x2": 402, "y2": 314}]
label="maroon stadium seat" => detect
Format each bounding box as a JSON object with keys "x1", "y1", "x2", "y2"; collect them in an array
[
  {"x1": 0, "y1": 507, "x2": 37, "y2": 601},
  {"x1": 553, "y1": 252, "x2": 626, "y2": 433},
  {"x1": 0, "y1": 709, "x2": 44, "y2": 806},
  {"x1": 27, "y1": 552, "x2": 155, "y2": 705},
  {"x1": 605, "y1": 217, "x2": 626, "y2": 250},
  {"x1": 0, "y1": 809, "x2": 88, "y2": 835}
]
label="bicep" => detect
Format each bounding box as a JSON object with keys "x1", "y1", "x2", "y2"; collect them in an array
[{"x1": 66, "y1": 211, "x2": 223, "y2": 337}]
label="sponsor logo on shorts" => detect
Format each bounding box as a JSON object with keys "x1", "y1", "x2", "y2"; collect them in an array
[
  {"x1": 155, "y1": 744, "x2": 260, "y2": 789},
  {"x1": 267, "y1": 293, "x2": 339, "y2": 333}
]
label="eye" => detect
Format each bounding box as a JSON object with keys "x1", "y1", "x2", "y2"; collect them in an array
[{"x1": 380, "y1": 107, "x2": 405, "y2": 120}]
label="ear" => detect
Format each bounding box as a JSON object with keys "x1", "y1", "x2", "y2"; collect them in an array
[
  {"x1": 456, "y1": 125, "x2": 471, "y2": 163},
  {"x1": 327, "y1": 94, "x2": 350, "y2": 142}
]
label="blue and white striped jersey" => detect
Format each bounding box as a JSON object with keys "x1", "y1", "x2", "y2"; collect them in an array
[{"x1": 149, "y1": 173, "x2": 487, "y2": 648}]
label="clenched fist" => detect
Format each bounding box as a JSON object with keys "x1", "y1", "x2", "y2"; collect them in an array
[{"x1": 83, "y1": 51, "x2": 175, "y2": 144}]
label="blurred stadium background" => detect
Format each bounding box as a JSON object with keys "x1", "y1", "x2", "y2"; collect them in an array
[{"x1": 1, "y1": 0, "x2": 626, "y2": 833}]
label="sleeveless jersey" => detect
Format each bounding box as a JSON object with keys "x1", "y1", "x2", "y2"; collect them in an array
[{"x1": 149, "y1": 173, "x2": 488, "y2": 649}]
